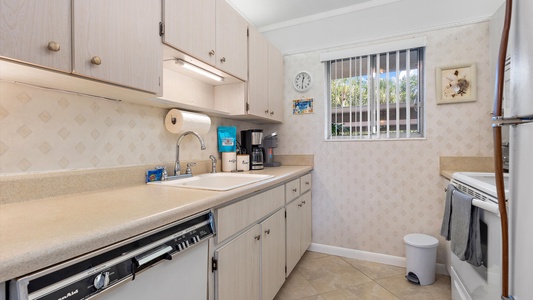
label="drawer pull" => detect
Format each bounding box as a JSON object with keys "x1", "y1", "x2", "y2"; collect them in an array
[
  {"x1": 292, "y1": 188, "x2": 297, "y2": 193},
  {"x1": 264, "y1": 229, "x2": 270, "y2": 235},
  {"x1": 298, "y1": 203, "x2": 303, "y2": 207},
  {"x1": 305, "y1": 181, "x2": 310, "y2": 185},
  {"x1": 254, "y1": 235, "x2": 261, "y2": 241},
  {"x1": 302, "y1": 200, "x2": 306, "y2": 204}
]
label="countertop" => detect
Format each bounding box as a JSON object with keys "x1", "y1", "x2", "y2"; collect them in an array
[
  {"x1": 439, "y1": 156, "x2": 494, "y2": 180},
  {"x1": 0, "y1": 166, "x2": 312, "y2": 282}
]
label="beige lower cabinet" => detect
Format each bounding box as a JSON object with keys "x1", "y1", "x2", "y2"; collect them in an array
[
  {"x1": 286, "y1": 191, "x2": 312, "y2": 276},
  {"x1": 215, "y1": 224, "x2": 261, "y2": 300},
  {"x1": 261, "y1": 209, "x2": 286, "y2": 300},
  {"x1": 215, "y1": 208, "x2": 285, "y2": 300},
  {"x1": 214, "y1": 174, "x2": 312, "y2": 300}
]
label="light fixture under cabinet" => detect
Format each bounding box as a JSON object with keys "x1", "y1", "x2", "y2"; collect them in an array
[{"x1": 173, "y1": 58, "x2": 224, "y2": 82}]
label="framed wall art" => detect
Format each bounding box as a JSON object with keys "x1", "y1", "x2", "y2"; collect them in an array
[
  {"x1": 292, "y1": 98, "x2": 314, "y2": 114},
  {"x1": 436, "y1": 63, "x2": 477, "y2": 104}
]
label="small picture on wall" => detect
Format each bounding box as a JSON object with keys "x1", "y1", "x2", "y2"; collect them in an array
[
  {"x1": 293, "y1": 98, "x2": 314, "y2": 114},
  {"x1": 436, "y1": 63, "x2": 477, "y2": 104}
]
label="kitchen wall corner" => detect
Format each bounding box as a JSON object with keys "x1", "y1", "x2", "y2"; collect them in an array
[{"x1": 265, "y1": 21, "x2": 494, "y2": 263}]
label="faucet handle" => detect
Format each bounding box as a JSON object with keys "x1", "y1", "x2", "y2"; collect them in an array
[
  {"x1": 209, "y1": 155, "x2": 217, "y2": 173},
  {"x1": 186, "y1": 162, "x2": 197, "y2": 175},
  {"x1": 155, "y1": 165, "x2": 168, "y2": 180}
]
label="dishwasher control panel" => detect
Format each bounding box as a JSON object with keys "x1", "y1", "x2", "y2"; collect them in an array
[{"x1": 9, "y1": 211, "x2": 215, "y2": 300}]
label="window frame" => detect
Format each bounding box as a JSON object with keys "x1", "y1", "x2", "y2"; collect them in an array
[{"x1": 322, "y1": 38, "x2": 426, "y2": 141}]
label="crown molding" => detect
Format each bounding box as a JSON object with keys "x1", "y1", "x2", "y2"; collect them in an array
[
  {"x1": 280, "y1": 16, "x2": 492, "y2": 56},
  {"x1": 258, "y1": 0, "x2": 400, "y2": 33}
]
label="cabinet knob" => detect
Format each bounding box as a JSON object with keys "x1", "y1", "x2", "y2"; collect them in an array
[
  {"x1": 254, "y1": 235, "x2": 261, "y2": 241},
  {"x1": 302, "y1": 200, "x2": 306, "y2": 204},
  {"x1": 264, "y1": 110, "x2": 269, "y2": 114},
  {"x1": 209, "y1": 50, "x2": 215, "y2": 56},
  {"x1": 270, "y1": 111, "x2": 274, "y2": 116},
  {"x1": 298, "y1": 203, "x2": 303, "y2": 207},
  {"x1": 264, "y1": 229, "x2": 270, "y2": 235},
  {"x1": 91, "y1": 56, "x2": 102, "y2": 65},
  {"x1": 292, "y1": 188, "x2": 297, "y2": 193},
  {"x1": 305, "y1": 181, "x2": 310, "y2": 185},
  {"x1": 220, "y1": 57, "x2": 226, "y2": 63},
  {"x1": 47, "y1": 41, "x2": 61, "y2": 52}
]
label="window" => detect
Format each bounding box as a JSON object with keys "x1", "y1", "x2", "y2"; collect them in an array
[{"x1": 324, "y1": 41, "x2": 425, "y2": 140}]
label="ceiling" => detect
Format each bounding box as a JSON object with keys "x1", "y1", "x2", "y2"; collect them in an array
[{"x1": 226, "y1": 0, "x2": 376, "y2": 29}]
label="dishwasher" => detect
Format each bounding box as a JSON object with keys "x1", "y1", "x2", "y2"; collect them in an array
[{"x1": 8, "y1": 210, "x2": 215, "y2": 300}]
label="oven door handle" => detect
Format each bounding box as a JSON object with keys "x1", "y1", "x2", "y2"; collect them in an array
[
  {"x1": 133, "y1": 245, "x2": 173, "y2": 268},
  {"x1": 472, "y1": 199, "x2": 500, "y2": 217}
]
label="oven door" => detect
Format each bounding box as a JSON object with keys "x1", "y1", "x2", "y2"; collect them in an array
[{"x1": 451, "y1": 202, "x2": 501, "y2": 300}]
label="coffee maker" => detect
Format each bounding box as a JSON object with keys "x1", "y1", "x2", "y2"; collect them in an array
[
  {"x1": 241, "y1": 129, "x2": 264, "y2": 170},
  {"x1": 263, "y1": 132, "x2": 281, "y2": 167}
]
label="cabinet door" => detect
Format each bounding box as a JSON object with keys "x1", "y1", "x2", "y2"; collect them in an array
[
  {"x1": 300, "y1": 192, "x2": 313, "y2": 256},
  {"x1": 216, "y1": 225, "x2": 261, "y2": 300},
  {"x1": 0, "y1": 0, "x2": 71, "y2": 72},
  {"x1": 215, "y1": 0, "x2": 248, "y2": 80},
  {"x1": 162, "y1": 0, "x2": 216, "y2": 65},
  {"x1": 285, "y1": 199, "x2": 301, "y2": 276},
  {"x1": 72, "y1": 0, "x2": 162, "y2": 94},
  {"x1": 268, "y1": 44, "x2": 284, "y2": 122},
  {"x1": 261, "y1": 209, "x2": 286, "y2": 300},
  {"x1": 247, "y1": 26, "x2": 269, "y2": 118}
]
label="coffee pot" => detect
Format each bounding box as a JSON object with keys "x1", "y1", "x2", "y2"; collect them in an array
[{"x1": 241, "y1": 129, "x2": 265, "y2": 170}]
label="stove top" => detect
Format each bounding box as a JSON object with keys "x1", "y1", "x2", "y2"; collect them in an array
[{"x1": 451, "y1": 172, "x2": 510, "y2": 203}]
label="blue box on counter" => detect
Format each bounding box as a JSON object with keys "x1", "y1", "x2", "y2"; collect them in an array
[
  {"x1": 146, "y1": 169, "x2": 163, "y2": 182},
  {"x1": 218, "y1": 126, "x2": 237, "y2": 152}
]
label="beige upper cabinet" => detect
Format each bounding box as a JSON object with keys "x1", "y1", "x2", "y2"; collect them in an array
[
  {"x1": 247, "y1": 26, "x2": 270, "y2": 118},
  {"x1": 267, "y1": 43, "x2": 284, "y2": 122},
  {"x1": 0, "y1": 0, "x2": 71, "y2": 72},
  {"x1": 72, "y1": 0, "x2": 162, "y2": 94},
  {"x1": 215, "y1": 0, "x2": 248, "y2": 80},
  {"x1": 247, "y1": 26, "x2": 284, "y2": 122},
  {"x1": 162, "y1": 0, "x2": 216, "y2": 66},
  {"x1": 162, "y1": 0, "x2": 248, "y2": 80}
]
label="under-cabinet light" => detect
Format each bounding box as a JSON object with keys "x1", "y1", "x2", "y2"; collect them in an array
[{"x1": 174, "y1": 59, "x2": 224, "y2": 82}]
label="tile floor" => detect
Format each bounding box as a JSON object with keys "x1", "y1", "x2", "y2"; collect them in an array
[{"x1": 274, "y1": 251, "x2": 451, "y2": 300}]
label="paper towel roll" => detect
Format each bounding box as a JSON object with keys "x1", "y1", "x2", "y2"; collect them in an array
[{"x1": 165, "y1": 109, "x2": 211, "y2": 134}]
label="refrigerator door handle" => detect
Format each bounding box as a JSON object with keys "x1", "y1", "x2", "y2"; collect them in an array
[{"x1": 492, "y1": 116, "x2": 533, "y2": 127}]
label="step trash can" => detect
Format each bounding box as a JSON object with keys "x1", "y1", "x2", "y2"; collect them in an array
[{"x1": 403, "y1": 233, "x2": 439, "y2": 285}]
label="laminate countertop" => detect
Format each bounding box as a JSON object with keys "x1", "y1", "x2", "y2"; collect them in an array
[{"x1": 0, "y1": 166, "x2": 312, "y2": 282}]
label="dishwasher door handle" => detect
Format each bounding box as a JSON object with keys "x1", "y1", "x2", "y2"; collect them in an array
[{"x1": 134, "y1": 245, "x2": 173, "y2": 268}]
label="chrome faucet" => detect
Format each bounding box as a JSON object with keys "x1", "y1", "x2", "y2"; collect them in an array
[{"x1": 174, "y1": 131, "x2": 206, "y2": 176}]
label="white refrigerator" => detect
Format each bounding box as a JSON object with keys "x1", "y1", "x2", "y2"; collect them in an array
[{"x1": 497, "y1": 0, "x2": 533, "y2": 299}]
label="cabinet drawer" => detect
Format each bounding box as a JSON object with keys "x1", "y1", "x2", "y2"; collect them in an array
[
  {"x1": 217, "y1": 185, "x2": 284, "y2": 242},
  {"x1": 285, "y1": 178, "x2": 300, "y2": 204},
  {"x1": 300, "y1": 173, "x2": 312, "y2": 193}
]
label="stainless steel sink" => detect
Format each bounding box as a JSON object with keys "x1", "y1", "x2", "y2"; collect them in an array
[{"x1": 148, "y1": 173, "x2": 274, "y2": 191}]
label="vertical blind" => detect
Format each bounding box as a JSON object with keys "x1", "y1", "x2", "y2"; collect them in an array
[{"x1": 325, "y1": 45, "x2": 425, "y2": 140}]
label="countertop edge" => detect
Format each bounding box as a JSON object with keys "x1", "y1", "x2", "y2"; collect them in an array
[{"x1": 0, "y1": 166, "x2": 312, "y2": 282}]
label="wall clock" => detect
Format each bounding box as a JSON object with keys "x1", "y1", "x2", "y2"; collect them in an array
[{"x1": 293, "y1": 71, "x2": 313, "y2": 92}]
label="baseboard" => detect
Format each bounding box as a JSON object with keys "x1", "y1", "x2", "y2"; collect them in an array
[{"x1": 308, "y1": 243, "x2": 449, "y2": 276}]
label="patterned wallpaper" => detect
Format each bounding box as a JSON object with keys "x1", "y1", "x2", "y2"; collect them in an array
[
  {"x1": 265, "y1": 22, "x2": 493, "y2": 262},
  {"x1": 0, "y1": 81, "x2": 260, "y2": 174},
  {"x1": 0, "y1": 22, "x2": 493, "y2": 264}
]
